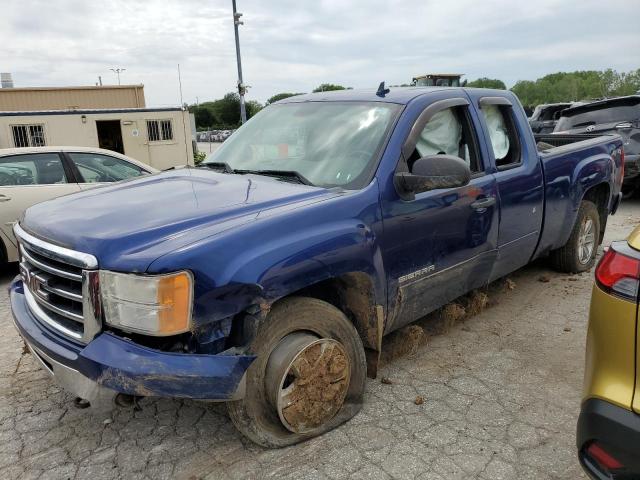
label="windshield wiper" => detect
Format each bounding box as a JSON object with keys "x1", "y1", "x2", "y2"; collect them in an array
[
  {"x1": 200, "y1": 162, "x2": 235, "y2": 173},
  {"x1": 234, "y1": 169, "x2": 313, "y2": 186}
]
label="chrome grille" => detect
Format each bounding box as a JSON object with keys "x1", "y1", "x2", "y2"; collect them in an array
[{"x1": 15, "y1": 224, "x2": 101, "y2": 343}]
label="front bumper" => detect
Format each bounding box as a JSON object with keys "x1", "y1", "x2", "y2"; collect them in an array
[
  {"x1": 577, "y1": 398, "x2": 640, "y2": 479},
  {"x1": 9, "y1": 277, "x2": 254, "y2": 404}
]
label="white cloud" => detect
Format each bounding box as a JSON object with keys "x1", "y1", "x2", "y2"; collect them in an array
[{"x1": 1, "y1": 0, "x2": 638, "y2": 106}]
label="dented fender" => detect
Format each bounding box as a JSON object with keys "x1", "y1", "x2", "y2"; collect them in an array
[{"x1": 147, "y1": 184, "x2": 388, "y2": 353}]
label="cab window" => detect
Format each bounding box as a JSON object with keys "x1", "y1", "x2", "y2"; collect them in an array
[
  {"x1": 481, "y1": 105, "x2": 521, "y2": 169},
  {"x1": 0, "y1": 153, "x2": 67, "y2": 186},
  {"x1": 408, "y1": 106, "x2": 481, "y2": 174},
  {"x1": 68, "y1": 153, "x2": 145, "y2": 183}
]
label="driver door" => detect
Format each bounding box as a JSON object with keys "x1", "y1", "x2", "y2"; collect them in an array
[{"x1": 380, "y1": 95, "x2": 499, "y2": 332}]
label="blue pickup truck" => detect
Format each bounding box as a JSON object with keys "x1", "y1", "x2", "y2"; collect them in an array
[{"x1": 9, "y1": 87, "x2": 624, "y2": 447}]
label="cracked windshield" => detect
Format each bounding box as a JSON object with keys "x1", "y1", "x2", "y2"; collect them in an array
[{"x1": 204, "y1": 102, "x2": 399, "y2": 187}]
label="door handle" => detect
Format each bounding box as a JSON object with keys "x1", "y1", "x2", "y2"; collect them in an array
[
  {"x1": 0, "y1": 194, "x2": 11, "y2": 202},
  {"x1": 471, "y1": 197, "x2": 496, "y2": 210}
]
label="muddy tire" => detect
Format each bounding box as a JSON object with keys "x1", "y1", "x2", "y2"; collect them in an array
[
  {"x1": 227, "y1": 297, "x2": 366, "y2": 448},
  {"x1": 550, "y1": 200, "x2": 600, "y2": 273}
]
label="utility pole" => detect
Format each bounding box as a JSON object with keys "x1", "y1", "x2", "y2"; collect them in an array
[
  {"x1": 232, "y1": 0, "x2": 247, "y2": 124},
  {"x1": 110, "y1": 68, "x2": 126, "y2": 85},
  {"x1": 178, "y1": 64, "x2": 184, "y2": 108}
]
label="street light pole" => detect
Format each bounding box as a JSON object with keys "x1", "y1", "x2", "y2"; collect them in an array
[
  {"x1": 110, "y1": 68, "x2": 126, "y2": 85},
  {"x1": 232, "y1": 0, "x2": 247, "y2": 124}
]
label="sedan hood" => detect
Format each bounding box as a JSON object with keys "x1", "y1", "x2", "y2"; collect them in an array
[{"x1": 22, "y1": 168, "x2": 336, "y2": 271}]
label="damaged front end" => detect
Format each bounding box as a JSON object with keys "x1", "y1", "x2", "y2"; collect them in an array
[
  {"x1": 9, "y1": 225, "x2": 263, "y2": 406},
  {"x1": 10, "y1": 277, "x2": 257, "y2": 404}
]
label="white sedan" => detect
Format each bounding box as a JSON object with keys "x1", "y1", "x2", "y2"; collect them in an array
[{"x1": 0, "y1": 146, "x2": 157, "y2": 264}]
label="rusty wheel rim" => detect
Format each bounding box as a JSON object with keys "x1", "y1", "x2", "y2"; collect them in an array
[{"x1": 265, "y1": 334, "x2": 351, "y2": 434}]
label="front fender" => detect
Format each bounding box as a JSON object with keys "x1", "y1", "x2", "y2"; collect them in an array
[
  {"x1": 147, "y1": 185, "x2": 386, "y2": 342},
  {"x1": 223, "y1": 219, "x2": 384, "y2": 303}
]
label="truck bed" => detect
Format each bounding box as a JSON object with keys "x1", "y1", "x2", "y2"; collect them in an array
[
  {"x1": 533, "y1": 133, "x2": 623, "y2": 258},
  {"x1": 535, "y1": 133, "x2": 609, "y2": 152}
]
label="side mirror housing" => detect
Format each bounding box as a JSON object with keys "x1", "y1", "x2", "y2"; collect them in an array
[{"x1": 394, "y1": 154, "x2": 471, "y2": 200}]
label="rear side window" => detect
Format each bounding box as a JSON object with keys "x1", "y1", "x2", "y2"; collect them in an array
[
  {"x1": 68, "y1": 153, "x2": 145, "y2": 183},
  {"x1": 481, "y1": 105, "x2": 521, "y2": 169},
  {"x1": 0, "y1": 153, "x2": 67, "y2": 186}
]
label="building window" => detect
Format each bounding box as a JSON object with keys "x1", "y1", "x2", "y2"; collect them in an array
[
  {"x1": 146, "y1": 119, "x2": 173, "y2": 142},
  {"x1": 11, "y1": 124, "x2": 47, "y2": 147}
]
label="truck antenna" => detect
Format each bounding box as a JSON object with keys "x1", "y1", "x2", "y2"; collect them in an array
[{"x1": 376, "y1": 81, "x2": 390, "y2": 97}]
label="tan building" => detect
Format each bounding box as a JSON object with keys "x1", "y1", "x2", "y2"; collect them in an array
[
  {"x1": 0, "y1": 107, "x2": 195, "y2": 170},
  {"x1": 0, "y1": 85, "x2": 146, "y2": 111},
  {"x1": 0, "y1": 84, "x2": 195, "y2": 169}
]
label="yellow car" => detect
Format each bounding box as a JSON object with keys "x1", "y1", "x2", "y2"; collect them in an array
[{"x1": 579, "y1": 226, "x2": 640, "y2": 478}]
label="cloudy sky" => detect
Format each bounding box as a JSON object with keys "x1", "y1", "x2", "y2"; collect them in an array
[{"x1": 2, "y1": 0, "x2": 639, "y2": 106}]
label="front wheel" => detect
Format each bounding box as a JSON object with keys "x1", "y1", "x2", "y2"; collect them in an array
[
  {"x1": 550, "y1": 200, "x2": 600, "y2": 273},
  {"x1": 227, "y1": 297, "x2": 366, "y2": 448}
]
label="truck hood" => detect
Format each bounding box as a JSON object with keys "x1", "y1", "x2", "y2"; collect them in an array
[{"x1": 21, "y1": 168, "x2": 337, "y2": 271}]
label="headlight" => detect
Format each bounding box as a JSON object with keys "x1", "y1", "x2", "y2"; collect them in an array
[{"x1": 100, "y1": 270, "x2": 193, "y2": 336}]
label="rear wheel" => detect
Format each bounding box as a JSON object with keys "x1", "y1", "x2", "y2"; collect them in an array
[
  {"x1": 227, "y1": 297, "x2": 366, "y2": 448},
  {"x1": 550, "y1": 200, "x2": 600, "y2": 273}
]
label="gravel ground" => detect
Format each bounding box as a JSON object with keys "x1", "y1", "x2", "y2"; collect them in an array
[{"x1": 1, "y1": 199, "x2": 639, "y2": 480}]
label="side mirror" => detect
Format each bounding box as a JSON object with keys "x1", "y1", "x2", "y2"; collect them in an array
[{"x1": 394, "y1": 154, "x2": 471, "y2": 200}]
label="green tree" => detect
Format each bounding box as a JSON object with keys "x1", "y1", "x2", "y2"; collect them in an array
[
  {"x1": 266, "y1": 92, "x2": 305, "y2": 104},
  {"x1": 510, "y1": 69, "x2": 640, "y2": 109},
  {"x1": 216, "y1": 92, "x2": 242, "y2": 125},
  {"x1": 246, "y1": 100, "x2": 264, "y2": 118},
  {"x1": 466, "y1": 78, "x2": 506, "y2": 89},
  {"x1": 312, "y1": 83, "x2": 348, "y2": 93},
  {"x1": 190, "y1": 104, "x2": 217, "y2": 129}
]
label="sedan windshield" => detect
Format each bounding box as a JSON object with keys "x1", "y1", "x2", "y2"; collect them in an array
[{"x1": 203, "y1": 102, "x2": 400, "y2": 188}]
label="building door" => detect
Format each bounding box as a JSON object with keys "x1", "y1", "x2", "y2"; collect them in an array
[{"x1": 96, "y1": 120, "x2": 124, "y2": 154}]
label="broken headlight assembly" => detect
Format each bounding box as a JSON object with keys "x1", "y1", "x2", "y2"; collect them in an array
[{"x1": 100, "y1": 270, "x2": 193, "y2": 336}]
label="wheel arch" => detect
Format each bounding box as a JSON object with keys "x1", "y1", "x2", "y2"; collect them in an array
[
  {"x1": 291, "y1": 272, "x2": 384, "y2": 353},
  {"x1": 582, "y1": 182, "x2": 610, "y2": 243},
  {"x1": 227, "y1": 271, "x2": 385, "y2": 379}
]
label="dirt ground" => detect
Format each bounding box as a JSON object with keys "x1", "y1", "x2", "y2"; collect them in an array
[{"x1": 1, "y1": 199, "x2": 639, "y2": 480}]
